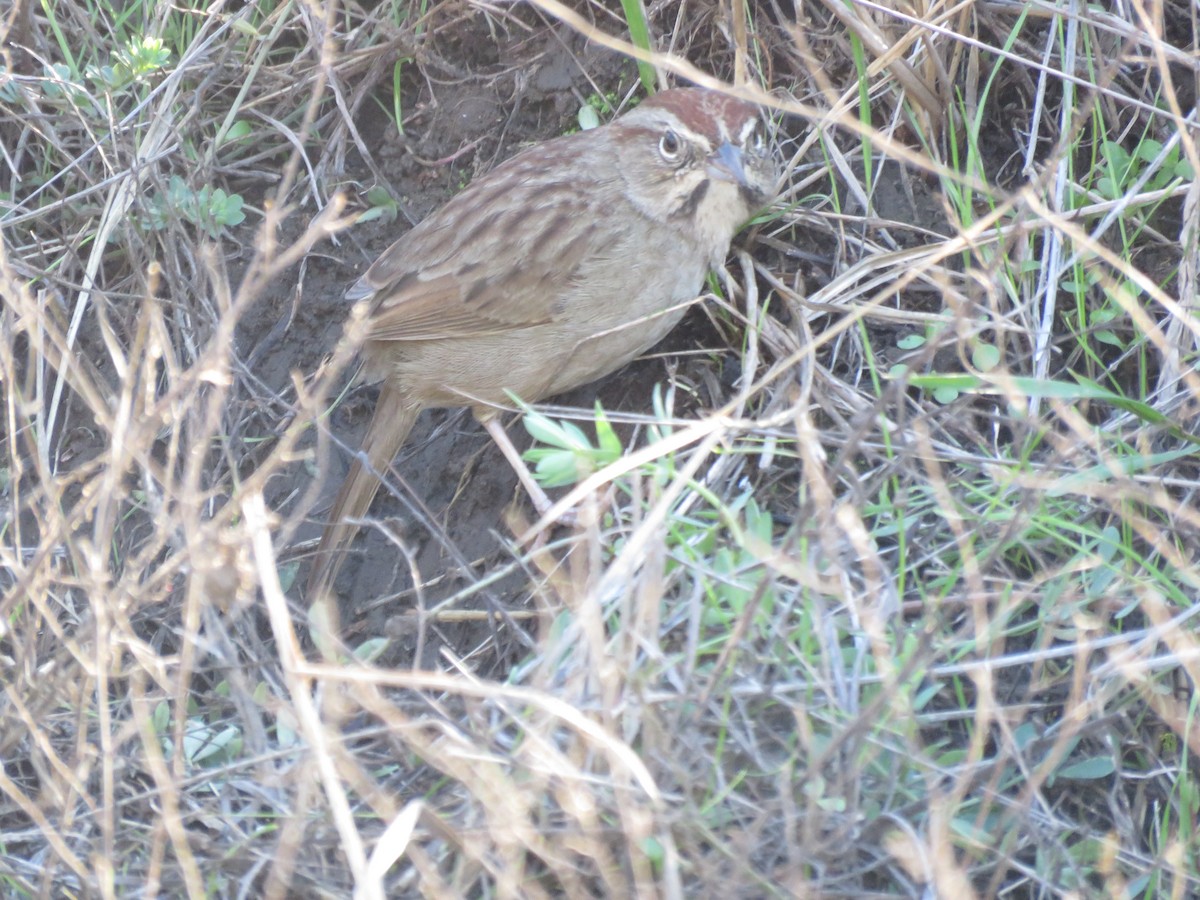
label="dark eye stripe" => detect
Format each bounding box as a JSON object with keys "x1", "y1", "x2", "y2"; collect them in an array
[{"x1": 674, "y1": 180, "x2": 709, "y2": 220}]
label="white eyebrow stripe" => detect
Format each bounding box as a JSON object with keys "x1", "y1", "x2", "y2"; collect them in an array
[
  {"x1": 737, "y1": 117, "x2": 758, "y2": 144},
  {"x1": 675, "y1": 124, "x2": 715, "y2": 153}
]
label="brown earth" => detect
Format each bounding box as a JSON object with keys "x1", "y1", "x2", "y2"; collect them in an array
[{"x1": 236, "y1": 17, "x2": 775, "y2": 667}]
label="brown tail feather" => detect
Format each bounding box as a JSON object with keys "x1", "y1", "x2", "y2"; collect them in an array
[{"x1": 308, "y1": 382, "x2": 420, "y2": 600}]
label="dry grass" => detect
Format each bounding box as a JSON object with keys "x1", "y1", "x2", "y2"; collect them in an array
[{"x1": 3, "y1": 0, "x2": 1199, "y2": 897}]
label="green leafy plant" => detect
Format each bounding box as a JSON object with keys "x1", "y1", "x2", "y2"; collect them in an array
[
  {"x1": 90, "y1": 36, "x2": 171, "y2": 92},
  {"x1": 154, "y1": 699, "x2": 243, "y2": 770},
  {"x1": 893, "y1": 325, "x2": 1001, "y2": 404},
  {"x1": 357, "y1": 185, "x2": 400, "y2": 224},
  {"x1": 1095, "y1": 138, "x2": 1194, "y2": 200},
  {"x1": 578, "y1": 91, "x2": 621, "y2": 131},
  {"x1": 522, "y1": 401, "x2": 623, "y2": 488},
  {"x1": 144, "y1": 174, "x2": 246, "y2": 238}
]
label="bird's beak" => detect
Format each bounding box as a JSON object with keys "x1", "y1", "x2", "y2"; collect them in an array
[{"x1": 706, "y1": 141, "x2": 749, "y2": 187}]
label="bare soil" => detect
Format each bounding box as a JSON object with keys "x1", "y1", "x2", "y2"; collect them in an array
[
  {"x1": 239, "y1": 16, "x2": 773, "y2": 666},
  {"x1": 13, "y1": 1, "x2": 1191, "y2": 895},
  {"x1": 230, "y1": 15, "x2": 955, "y2": 673}
]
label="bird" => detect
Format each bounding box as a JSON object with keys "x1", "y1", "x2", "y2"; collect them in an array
[{"x1": 307, "y1": 86, "x2": 778, "y2": 599}]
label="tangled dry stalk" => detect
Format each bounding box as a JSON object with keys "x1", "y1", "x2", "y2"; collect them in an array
[{"x1": 3, "y1": 0, "x2": 1199, "y2": 897}]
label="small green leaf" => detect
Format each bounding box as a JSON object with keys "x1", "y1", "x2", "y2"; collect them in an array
[
  {"x1": 1095, "y1": 526, "x2": 1121, "y2": 561},
  {"x1": 231, "y1": 18, "x2": 261, "y2": 38},
  {"x1": 353, "y1": 637, "x2": 390, "y2": 663},
  {"x1": 594, "y1": 402, "x2": 622, "y2": 457},
  {"x1": 640, "y1": 836, "x2": 665, "y2": 866},
  {"x1": 1134, "y1": 139, "x2": 1164, "y2": 163},
  {"x1": 912, "y1": 682, "x2": 942, "y2": 711},
  {"x1": 1084, "y1": 560, "x2": 1117, "y2": 599},
  {"x1": 531, "y1": 449, "x2": 582, "y2": 488},
  {"x1": 523, "y1": 411, "x2": 572, "y2": 449},
  {"x1": 1056, "y1": 756, "x2": 1116, "y2": 781},
  {"x1": 188, "y1": 724, "x2": 241, "y2": 766},
  {"x1": 359, "y1": 186, "x2": 398, "y2": 224},
  {"x1": 153, "y1": 700, "x2": 170, "y2": 734},
  {"x1": 277, "y1": 561, "x2": 299, "y2": 594},
  {"x1": 1100, "y1": 140, "x2": 1130, "y2": 170},
  {"x1": 578, "y1": 104, "x2": 600, "y2": 131},
  {"x1": 1013, "y1": 721, "x2": 1039, "y2": 750},
  {"x1": 746, "y1": 500, "x2": 768, "y2": 535},
  {"x1": 557, "y1": 420, "x2": 593, "y2": 452},
  {"x1": 971, "y1": 342, "x2": 1000, "y2": 371},
  {"x1": 221, "y1": 120, "x2": 252, "y2": 144},
  {"x1": 949, "y1": 816, "x2": 995, "y2": 845}
]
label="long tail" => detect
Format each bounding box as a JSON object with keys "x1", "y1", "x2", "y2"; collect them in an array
[{"x1": 307, "y1": 382, "x2": 420, "y2": 600}]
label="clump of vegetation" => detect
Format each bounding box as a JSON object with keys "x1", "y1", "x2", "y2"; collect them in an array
[{"x1": 2, "y1": 0, "x2": 1198, "y2": 897}]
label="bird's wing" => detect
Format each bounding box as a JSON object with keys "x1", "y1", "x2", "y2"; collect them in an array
[{"x1": 353, "y1": 138, "x2": 613, "y2": 343}]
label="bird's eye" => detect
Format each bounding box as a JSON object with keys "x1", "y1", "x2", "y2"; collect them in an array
[{"x1": 659, "y1": 129, "x2": 681, "y2": 160}]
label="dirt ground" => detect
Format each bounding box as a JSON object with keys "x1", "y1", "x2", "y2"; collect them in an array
[
  {"x1": 237, "y1": 18, "x2": 741, "y2": 663},
  {"x1": 14, "y1": 1, "x2": 1196, "y2": 895},
  {"x1": 233, "y1": 13, "x2": 954, "y2": 670}
]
